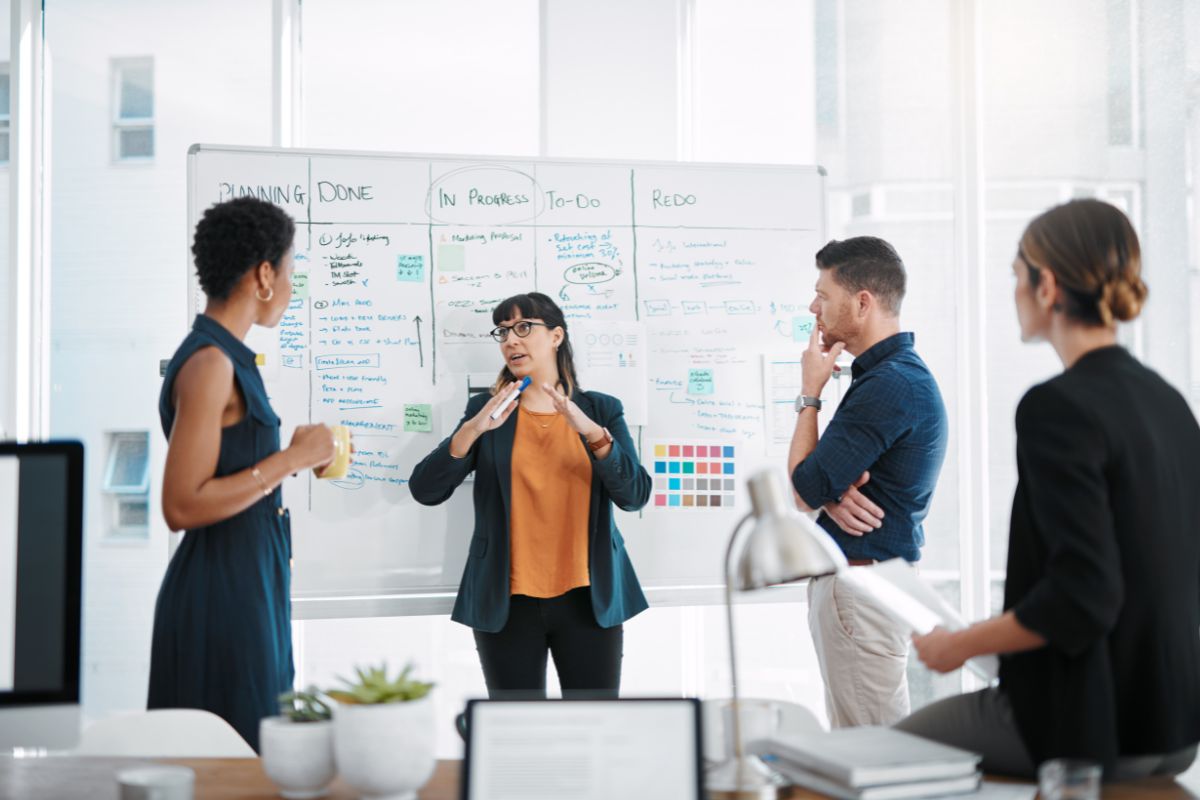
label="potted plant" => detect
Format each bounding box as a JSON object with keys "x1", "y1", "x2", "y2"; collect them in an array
[
  {"x1": 328, "y1": 663, "x2": 436, "y2": 800},
  {"x1": 260, "y1": 687, "x2": 336, "y2": 799}
]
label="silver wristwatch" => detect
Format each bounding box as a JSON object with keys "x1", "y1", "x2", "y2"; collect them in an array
[{"x1": 795, "y1": 394, "x2": 822, "y2": 412}]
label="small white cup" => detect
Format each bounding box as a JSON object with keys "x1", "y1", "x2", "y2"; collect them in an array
[
  {"x1": 722, "y1": 699, "x2": 783, "y2": 757},
  {"x1": 116, "y1": 766, "x2": 195, "y2": 800}
]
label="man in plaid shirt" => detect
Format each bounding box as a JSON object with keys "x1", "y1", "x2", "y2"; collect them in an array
[{"x1": 789, "y1": 236, "x2": 948, "y2": 728}]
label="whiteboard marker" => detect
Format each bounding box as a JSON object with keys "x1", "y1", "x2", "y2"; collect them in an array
[{"x1": 489, "y1": 376, "x2": 532, "y2": 420}]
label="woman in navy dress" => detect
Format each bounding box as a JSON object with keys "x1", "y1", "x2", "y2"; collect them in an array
[{"x1": 148, "y1": 197, "x2": 336, "y2": 751}]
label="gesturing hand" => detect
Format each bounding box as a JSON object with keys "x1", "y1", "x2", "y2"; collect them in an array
[
  {"x1": 469, "y1": 382, "x2": 522, "y2": 434},
  {"x1": 823, "y1": 471, "x2": 884, "y2": 536},
  {"x1": 539, "y1": 383, "x2": 598, "y2": 437},
  {"x1": 801, "y1": 324, "x2": 845, "y2": 397},
  {"x1": 912, "y1": 627, "x2": 969, "y2": 674}
]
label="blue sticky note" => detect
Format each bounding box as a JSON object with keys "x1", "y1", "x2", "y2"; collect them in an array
[
  {"x1": 792, "y1": 314, "x2": 817, "y2": 341},
  {"x1": 723, "y1": 446, "x2": 734, "y2": 458},
  {"x1": 396, "y1": 254, "x2": 425, "y2": 282},
  {"x1": 723, "y1": 462, "x2": 735, "y2": 474},
  {"x1": 669, "y1": 462, "x2": 681, "y2": 474},
  {"x1": 687, "y1": 369, "x2": 715, "y2": 395},
  {"x1": 669, "y1": 495, "x2": 682, "y2": 507},
  {"x1": 669, "y1": 478, "x2": 681, "y2": 491},
  {"x1": 655, "y1": 461, "x2": 666, "y2": 474}
]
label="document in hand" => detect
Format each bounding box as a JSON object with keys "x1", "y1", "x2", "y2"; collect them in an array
[
  {"x1": 762, "y1": 725, "x2": 980, "y2": 788},
  {"x1": 837, "y1": 558, "x2": 1000, "y2": 682}
]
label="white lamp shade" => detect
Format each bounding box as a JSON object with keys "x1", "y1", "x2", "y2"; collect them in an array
[{"x1": 733, "y1": 470, "x2": 847, "y2": 591}]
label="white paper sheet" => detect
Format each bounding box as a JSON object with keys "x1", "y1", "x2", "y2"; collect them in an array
[{"x1": 839, "y1": 559, "x2": 1000, "y2": 683}]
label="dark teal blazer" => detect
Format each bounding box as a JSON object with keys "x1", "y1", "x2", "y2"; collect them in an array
[{"x1": 409, "y1": 389, "x2": 651, "y2": 633}]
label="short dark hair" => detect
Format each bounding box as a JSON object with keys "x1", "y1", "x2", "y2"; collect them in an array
[
  {"x1": 491, "y1": 292, "x2": 580, "y2": 396},
  {"x1": 192, "y1": 197, "x2": 296, "y2": 300},
  {"x1": 814, "y1": 236, "x2": 906, "y2": 314}
]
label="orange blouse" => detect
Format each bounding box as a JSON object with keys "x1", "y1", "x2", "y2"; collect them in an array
[{"x1": 508, "y1": 405, "x2": 593, "y2": 598}]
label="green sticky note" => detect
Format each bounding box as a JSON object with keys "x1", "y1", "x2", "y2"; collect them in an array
[
  {"x1": 437, "y1": 244, "x2": 465, "y2": 271},
  {"x1": 396, "y1": 254, "x2": 425, "y2": 282},
  {"x1": 688, "y1": 369, "x2": 715, "y2": 395},
  {"x1": 404, "y1": 404, "x2": 433, "y2": 432},
  {"x1": 792, "y1": 314, "x2": 816, "y2": 341},
  {"x1": 291, "y1": 272, "x2": 310, "y2": 300}
]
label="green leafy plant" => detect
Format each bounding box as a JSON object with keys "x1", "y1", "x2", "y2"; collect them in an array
[
  {"x1": 278, "y1": 686, "x2": 332, "y2": 722},
  {"x1": 326, "y1": 662, "x2": 434, "y2": 705}
]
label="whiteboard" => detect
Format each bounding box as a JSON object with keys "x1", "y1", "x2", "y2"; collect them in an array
[{"x1": 186, "y1": 145, "x2": 825, "y2": 619}]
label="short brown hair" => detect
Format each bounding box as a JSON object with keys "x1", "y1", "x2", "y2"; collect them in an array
[
  {"x1": 1019, "y1": 199, "x2": 1147, "y2": 327},
  {"x1": 814, "y1": 236, "x2": 906, "y2": 314}
]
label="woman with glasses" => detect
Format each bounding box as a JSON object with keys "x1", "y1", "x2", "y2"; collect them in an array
[
  {"x1": 410, "y1": 292, "x2": 651, "y2": 701},
  {"x1": 895, "y1": 199, "x2": 1200, "y2": 780}
]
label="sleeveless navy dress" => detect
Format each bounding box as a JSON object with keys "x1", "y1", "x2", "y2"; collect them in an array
[{"x1": 147, "y1": 314, "x2": 294, "y2": 752}]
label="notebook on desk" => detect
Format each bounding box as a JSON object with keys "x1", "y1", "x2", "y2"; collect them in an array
[{"x1": 462, "y1": 697, "x2": 704, "y2": 800}]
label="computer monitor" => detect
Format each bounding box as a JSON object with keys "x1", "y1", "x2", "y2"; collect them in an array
[
  {"x1": 463, "y1": 698, "x2": 705, "y2": 800},
  {"x1": 0, "y1": 441, "x2": 84, "y2": 750}
]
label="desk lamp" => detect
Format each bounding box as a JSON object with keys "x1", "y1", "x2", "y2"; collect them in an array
[{"x1": 706, "y1": 469, "x2": 847, "y2": 800}]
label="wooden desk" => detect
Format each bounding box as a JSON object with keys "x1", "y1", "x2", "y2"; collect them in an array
[
  {"x1": 0, "y1": 756, "x2": 1195, "y2": 798},
  {"x1": 0, "y1": 757, "x2": 459, "y2": 799}
]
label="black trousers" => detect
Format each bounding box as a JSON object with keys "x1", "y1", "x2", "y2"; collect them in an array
[{"x1": 473, "y1": 586, "x2": 623, "y2": 699}]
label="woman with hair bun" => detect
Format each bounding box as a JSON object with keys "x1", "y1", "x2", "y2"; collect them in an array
[{"x1": 895, "y1": 199, "x2": 1200, "y2": 780}]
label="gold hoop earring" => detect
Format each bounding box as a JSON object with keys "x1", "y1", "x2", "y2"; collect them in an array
[{"x1": 255, "y1": 287, "x2": 274, "y2": 303}]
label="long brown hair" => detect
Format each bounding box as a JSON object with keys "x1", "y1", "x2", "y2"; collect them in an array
[
  {"x1": 1019, "y1": 199, "x2": 1147, "y2": 327},
  {"x1": 490, "y1": 292, "x2": 581, "y2": 396}
]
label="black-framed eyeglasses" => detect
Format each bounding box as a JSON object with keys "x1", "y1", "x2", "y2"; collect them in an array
[{"x1": 490, "y1": 320, "x2": 550, "y2": 342}]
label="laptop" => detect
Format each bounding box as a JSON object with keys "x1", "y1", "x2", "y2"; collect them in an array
[{"x1": 462, "y1": 697, "x2": 704, "y2": 800}]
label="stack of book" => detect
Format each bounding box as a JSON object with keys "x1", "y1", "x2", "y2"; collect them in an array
[{"x1": 757, "y1": 726, "x2": 982, "y2": 799}]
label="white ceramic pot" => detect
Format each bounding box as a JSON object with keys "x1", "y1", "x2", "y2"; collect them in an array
[
  {"x1": 259, "y1": 716, "x2": 336, "y2": 799},
  {"x1": 333, "y1": 695, "x2": 436, "y2": 800}
]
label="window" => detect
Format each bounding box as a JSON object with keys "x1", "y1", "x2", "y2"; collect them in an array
[
  {"x1": 814, "y1": 0, "x2": 840, "y2": 139},
  {"x1": 1106, "y1": 0, "x2": 1139, "y2": 147},
  {"x1": 103, "y1": 431, "x2": 149, "y2": 494},
  {"x1": 112, "y1": 58, "x2": 154, "y2": 161},
  {"x1": 0, "y1": 64, "x2": 9, "y2": 164},
  {"x1": 103, "y1": 431, "x2": 150, "y2": 541}
]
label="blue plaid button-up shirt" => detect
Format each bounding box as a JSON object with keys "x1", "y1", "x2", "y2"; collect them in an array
[{"x1": 791, "y1": 332, "x2": 948, "y2": 563}]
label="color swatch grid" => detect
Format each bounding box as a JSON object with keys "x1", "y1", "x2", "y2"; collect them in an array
[{"x1": 650, "y1": 441, "x2": 737, "y2": 510}]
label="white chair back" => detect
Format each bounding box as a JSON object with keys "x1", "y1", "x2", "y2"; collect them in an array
[{"x1": 74, "y1": 709, "x2": 255, "y2": 758}]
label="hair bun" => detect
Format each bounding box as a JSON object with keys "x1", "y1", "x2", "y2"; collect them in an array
[{"x1": 1102, "y1": 276, "x2": 1147, "y2": 323}]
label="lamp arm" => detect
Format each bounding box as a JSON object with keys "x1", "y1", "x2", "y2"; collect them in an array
[{"x1": 723, "y1": 511, "x2": 755, "y2": 764}]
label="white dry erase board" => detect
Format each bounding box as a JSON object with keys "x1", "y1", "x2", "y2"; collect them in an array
[{"x1": 186, "y1": 145, "x2": 825, "y2": 618}]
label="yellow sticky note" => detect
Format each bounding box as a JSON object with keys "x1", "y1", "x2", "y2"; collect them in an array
[
  {"x1": 654, "y1": 444, "x2": 667, "y2": 457},
  {"x1": 255, "y1": 354, "x2": 266, "y2": 366}
]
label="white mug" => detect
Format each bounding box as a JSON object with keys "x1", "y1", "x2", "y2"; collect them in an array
[{"x1": 722, "y1": 699, "x2": 783, "y2": 758}]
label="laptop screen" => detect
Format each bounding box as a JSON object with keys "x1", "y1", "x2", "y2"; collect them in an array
[{"x1": 464, "y1": 698, "x2": 703, "y2": 800}]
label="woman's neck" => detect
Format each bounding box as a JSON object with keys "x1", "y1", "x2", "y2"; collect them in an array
[
  {"x1": 202, "y1": 299, "x2": 256, "y2": 341},
  {"x1": 1048, "y1": 320, "x2": 1118, "y2": 369},
  {"x1": 518, "y1": 367, "x2": 562, "y2": 411}
]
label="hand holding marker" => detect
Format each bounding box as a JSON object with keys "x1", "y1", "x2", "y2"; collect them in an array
[{"x1": 490, "y1": 376, "x2": 532, "y2": 420}]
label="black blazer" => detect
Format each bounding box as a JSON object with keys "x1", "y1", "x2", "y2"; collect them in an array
[
  {"x1": 1001, "y1": 346, "x2": 1200, "y2": 767},
  {"x1": 408, "y1": 389, "x2": 651, "y2": 633}
]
